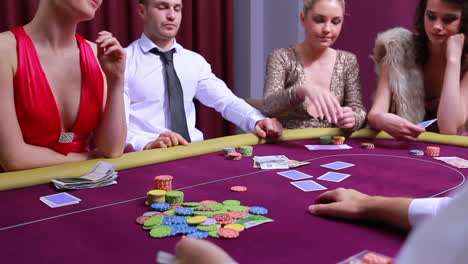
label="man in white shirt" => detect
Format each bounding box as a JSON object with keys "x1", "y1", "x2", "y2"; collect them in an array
[{"x1": 125, "y1": 0, "x2": 282, "y2": 151}]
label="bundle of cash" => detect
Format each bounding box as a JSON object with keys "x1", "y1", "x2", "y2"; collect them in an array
[{"x1": 51, "y1": 161, "x2": 118, "y2": 190}]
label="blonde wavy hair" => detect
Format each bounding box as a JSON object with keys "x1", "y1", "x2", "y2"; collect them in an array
[{"x1": 303, "y1": 0, "x2": 345, "y2": 14}]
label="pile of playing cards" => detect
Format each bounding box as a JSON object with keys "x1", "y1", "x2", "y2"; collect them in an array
[
  {"x1": 51, "y1": 161, "x2": 118, "y2": 190},
  {"x1": 253, "y1": 155, "x2": 309, "y2": 170},
  {"x1": 40, "y1": 192, "x2": 81, "y2": 208}
]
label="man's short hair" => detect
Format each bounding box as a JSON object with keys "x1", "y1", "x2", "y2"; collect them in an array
[{"x1": 139, "y1": 0, "x2": 147, "y2": 5}]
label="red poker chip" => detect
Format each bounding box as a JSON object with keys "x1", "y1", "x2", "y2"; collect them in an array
[
  {"x1": 217, "y1": 219, "x2": 234, "y2": 225},
  {"x1": 227, "y1": 211, "x2": 245, "y2": 219},
  {"x1": 196, "y1": 207, "x2": 214, "y2": 211},
  {"x1": 230, "y1": 186, "x2": 247, "y2": 192},
  {"x1": 199, "y1": 200, "x2": 217, "y2": 206},
  {"x1": 170, "y1": 205, "x2": 183, "y2": 209},
  {"x1": 361, "y1": 252, "x2": 393, "y2": 264},
  {"x1": 218, "y1": 228, "x2": 239, "y2": 239},
  {"x1": 212, "y1": 213, "x2": 230, "y2": 221},
  {"x1": 227, "y1": 152, "x2": 242, "y2": 160},
  {"x1": 155, "y1": 175, "x2": 174, "y2": 181},
  {"x1": 136, "y1": 215, "x2": 151, "y2": 225}
]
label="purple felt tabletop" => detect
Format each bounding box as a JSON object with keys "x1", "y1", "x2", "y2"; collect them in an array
[{"x1": 0, "y1": 138, "x2": 466, "y2": 264}]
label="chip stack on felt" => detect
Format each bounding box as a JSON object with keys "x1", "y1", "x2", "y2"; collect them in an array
[
  {"x1": 425, "y1": 146, "x2": 440, "y2": 157},
  {"x1": 154, "y1": 175, "x2": 173, "y2": 192}
]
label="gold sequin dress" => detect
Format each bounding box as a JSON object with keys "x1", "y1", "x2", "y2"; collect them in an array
[{"x1": 263, "y1": 46, "x2": 367, "y2": 130}]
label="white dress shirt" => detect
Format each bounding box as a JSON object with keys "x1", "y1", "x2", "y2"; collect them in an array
[
  {"x1": 408, "y1": 197, "x2": 452, "y2": 228},
  {"x1": 124, "y1": 34, "x2": 264, "y2": 151},
  {"x1": 396, "y1": 187, "x2": 468, "y2": 264}
]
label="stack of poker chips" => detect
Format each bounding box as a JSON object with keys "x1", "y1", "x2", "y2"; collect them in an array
[
  {"x1": 223, "y1": 147, "x2": 236, "y2": 156},
  {"x1": 146, "y1": 190, "x2": 167, "y2": 205},
  {"x1": 425, "y1": 146, "x2": 440, "y2": 157},
  {"x1": 166, "y1": 191, "x2": 184, "y2": 205},
  {"x1": 320, "y1": 136, "x2": 333, "y2": 145},
  {"x1": 239, "y1": 146, "x2": 253, "y2": 157},
  {"x1": 154, "y1": 175, "x2": 173, "y2": 192},
  {"x1": 409, "y1": 149, "x2": 424, "y2": 156},
  {"x1": 227, "y1": 152, "x2": 242, "y2": 160},
  {"x1": 332, "y1": 136, "x2": 346, "y2": 145},
  {"x1": 360, "y1": 142, "x2": 375, "y2": 150}
]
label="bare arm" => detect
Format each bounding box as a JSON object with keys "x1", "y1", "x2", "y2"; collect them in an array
[
  {"x1": 368, "y1": 61, "x2": 425, "y2": 140},
  {"x1": 92, "y1": 32, "x2": 127, "y2": 158},
  {"x1": 309, "y1": 188, "x2": 412, "y2": 231},
  {"x1": 438, "y1": 34, "x2": 468, "y2": 134},
  {"x1": 0, "y1": 33, "x2": 90, "y2": 171}
]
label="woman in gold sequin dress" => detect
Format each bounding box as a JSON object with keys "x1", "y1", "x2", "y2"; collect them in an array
[{"x1": 263, "y1": 0, "x2": 366, "y2": 131}]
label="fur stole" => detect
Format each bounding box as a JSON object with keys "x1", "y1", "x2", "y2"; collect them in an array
[{"x1": 373, "y1": 27, "x2": 426, "y2": 124}]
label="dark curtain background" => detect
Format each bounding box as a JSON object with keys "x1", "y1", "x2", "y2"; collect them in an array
[{"x1": 0, "y1": 0, "x2": 234, "y2": 140}]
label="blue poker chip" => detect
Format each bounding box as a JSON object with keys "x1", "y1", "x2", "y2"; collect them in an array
[
  {"x1": 175, "y1": 208, "x2": 194, "y2": 216},
  {"x1": 151, "y1": 203, "x2": 170, "y2": 212},
  {"x1": 166, "y1": 224, "x2": 190, "y2": 236},
  {"x1": 409, "y1": 149, "x2": 424, "y2": 156},
  {"x1": 179, "y1": 226, "x2": 198, "y2": 235},
  {"x1": 187, "y1": 230, "x2": 209, "y2": 239},
  {"x1": 163, "y1": 216, "x2": 187, "y2": 225},
  {"x1": 249, "y1": 206, "x2": 268, "y2": 215}
]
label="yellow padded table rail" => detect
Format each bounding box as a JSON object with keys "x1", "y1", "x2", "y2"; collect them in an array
[{"x1": 0, "y1": 128, "x2": 466, "y2": 191}]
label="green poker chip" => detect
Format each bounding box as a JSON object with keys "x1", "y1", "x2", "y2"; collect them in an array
[
  {"x1": 182, "y1": 202, "x2": 201, "y2": 208},
  {"x1": 197, "y1": 225, "x2": 219, "y2": 232},
  {"x1": 206, "y1": 203, "x2": 225, "y2": 210},
  {"x1": 223, "y1": 200, "x2": 241, "y2": 206},
  {"x1": 149, "y1": 225, "x2": 172, "y2": 238},
  {"x1": 208, "y1": 230, "x2": 220, "y2": 238},
  {"x1": 144, "y1": 215, "x2": 164, "y2": 227},
  {"x1": 166, "y1": 191, "x2": 184, "y2": 205},
  {"x1": 211, "y1": 209, "x2": 228, "y2": 215},
  {"x1": 194, "y1": 211, "x2": 214, "y2": 217},
  {"x1": 226, "y1": 205, "x2": 247, "y2": 212},
  {"x1": 164, "y1": 209, "x2": 176, "y2": 216},
  {"x1": 239, "y1": 146, "x2": 253, "y2": 157}
]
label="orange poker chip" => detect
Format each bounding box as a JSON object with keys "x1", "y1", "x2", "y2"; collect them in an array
[
  {"x1": 199, "y1": 200, "x2": 217, "y2": 206},
  {"x1": 227, "y1": 211, "x2": 245, "y2": 219},
  {"x1": 361, "y1": 252, "x2": 393, "y2": 264},
  {"x1": 227, "y1": 152, "x2": 242, "y2": 160},
  {"x1": 218, "y1": 228, "x2": 240, "y2": 239},
  {"x1": 155, "y1": 175, "x2": 174, "y2": 181},
  {"x1": 230, "y1": 186, "x2": 247, "y2": 192}
]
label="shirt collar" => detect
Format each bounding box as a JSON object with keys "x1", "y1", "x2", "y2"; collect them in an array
[{"x1": 138, "y1": 33, "x2": 182, "y2": 54}]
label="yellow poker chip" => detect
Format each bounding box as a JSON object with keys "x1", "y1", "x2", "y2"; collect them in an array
[
  {"x1": 147, "y1": 190, "x2": 167, "y2": 196},
  {"x1": 187, "y1": 216, "x2": 208, "y2": 225},
  {"x1": 224, "y1": 223, "x2": 245, "y2": 232},
  {"x1": 333, "y1": 136, "x2": 346, "y2": 140}
]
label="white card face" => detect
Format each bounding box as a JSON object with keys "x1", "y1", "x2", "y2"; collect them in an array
[
  {"x1": 39, "y1": 192, "x2": 81, "y2": 208},
  {"x1": 305, "y1": 145, "x2": 352, "y2": 151},
  {"x1": 277, "y1": 170, "x2": 313, "y2": 180},
  {"x1": 320, "y1": 161, "x2": 355, "y2": 170},
  {"x1": 418, "y1": 118, "x2": 437, "y2": 128},
  {"x1": 290, "y1": 180, "x2": 327, "y2": 192},
  {"x1": 317, "y1": 172, "x2": 351, "y2": 182}
]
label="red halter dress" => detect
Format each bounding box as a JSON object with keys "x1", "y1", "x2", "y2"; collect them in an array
[{"x1": 11, "y1": 26, "x2": 104, "y2": 156}]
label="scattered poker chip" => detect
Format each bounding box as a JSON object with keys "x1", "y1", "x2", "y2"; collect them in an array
[
  {"x1": 197, "y1": 224, "x2": 219, "y2": 232},
  {"x1": 361, "y1": 252, "x2": 393, "y2": 264},
  {"x1": 170, "y1": 205, "x2": 184, "y2": 209},
  {"x1": 182, "y1": 202, "x2": 201, "y2": 208},
  {"x1": 249, "y1": 206, "x2": 268, "y2": 215},
  {"x1": 142, "y1": 212, "x2": 167, "y2": 217},
  {"x1": 178, "y1": 226, "x2": 198, "y2": 235},
  {"x1": 151, "y1": 203, "x2": 170, "y2": 212},
  {"x1": 230, "y1": 185, "x2": 248, "y2": 192},
  {"x1": 187, "y1": 230, "x2": 209, "y2": 239},
  {"x1": 199, "y1": 218, "x2": 217, "y2": 226},
  {"x1": 175, "y1": 208, "x2": 194, "y2": 216},
  {"x1": 144, "y1": 215, "x2": 164, "y2": 227},
  {"x1": 360, "y1": 142, "x2": 375, "y2": 150},
  {"x1": 149, "y1": 225, "x2": 172, "y2": 238},
  {"x1": 239, "y1": 146, "x2": 253, "y2": 157},
  {"x1": 227, "y1": 211, "x2": 245, "y2": 219},
  {"x1": 425, "y1": 146, "x2": 440, "y2": 157},
  {"x1": 199, "y1": 200, "x2": 217, "y2": 206},
  {"x1": 166, "y1": 191, "x2": 184, "y2": 205},
  {"x1": 223, "y1": 147, "x2": 236, "y2": 156},
  {"x1": 187, "y1": 216, "x2": 208, "y2": 225},
  {"x1": 136, "y1": 215, "x2": 151, "y2": 225},
  {"x1": 164, "y1": 209, "x2": 176, "y2": 216},
  {"x1": 226, "y1": 205, "x2": 247, "y2": 212},
  {"x1": 227, "y1": 152, "x2": 242, "y2": 160},
  {"x1": 224, "y1": 223, "x2": 245, "y2": 232},
  {"x1": 409, "y1": 149, "x2": 424, "y2": 156},
  {"x1": 222, "y1": 200, "x2": 241, "y2": 206},
  {"x1": 218, "y1": 227, "x2": 240, "y2": 239},
  {"x1": 208, "y1": 230, "x2": 220, "y2": 238},
  {"x1": 163, "y1": 216, "x2": 187, "y2": 225},
  {"x1": 194, "y1": 211, "x2": 214, "y2": 217},
  {"x1": 216, "y1": 218, "x2": 234, "y2": 225},
  {"x1": 206, "y1": 203, "x2": 226, "y2": 210},
  {"x1": 212, "y1": 213, "x2": 231, "y2": 221},
  {"x1": 320, "y1": 136, "x2": 333, "y2": 145},
  {"x1": 195, "y1": 207, "x2": 214, "y2": 212}
]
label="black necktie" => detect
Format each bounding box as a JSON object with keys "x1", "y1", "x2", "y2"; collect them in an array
[{"x1": 150, "y1": 48, "x2": 191, "y2": 142}]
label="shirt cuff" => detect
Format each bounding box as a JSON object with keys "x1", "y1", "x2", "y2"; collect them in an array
[
  {"x1": 247, "y1": 111, "x2": 266, "y2": 133},
  {"x1": 127, "y1": 134, "x2": 159, "y2": 152},
  {"x1": 408, "y1": 197, "x2": 453, "y2": 228}
]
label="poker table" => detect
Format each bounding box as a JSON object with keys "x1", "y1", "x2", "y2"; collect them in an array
[{"x1": 0, "y1": 128, "x2": 467, "y2": 263}]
